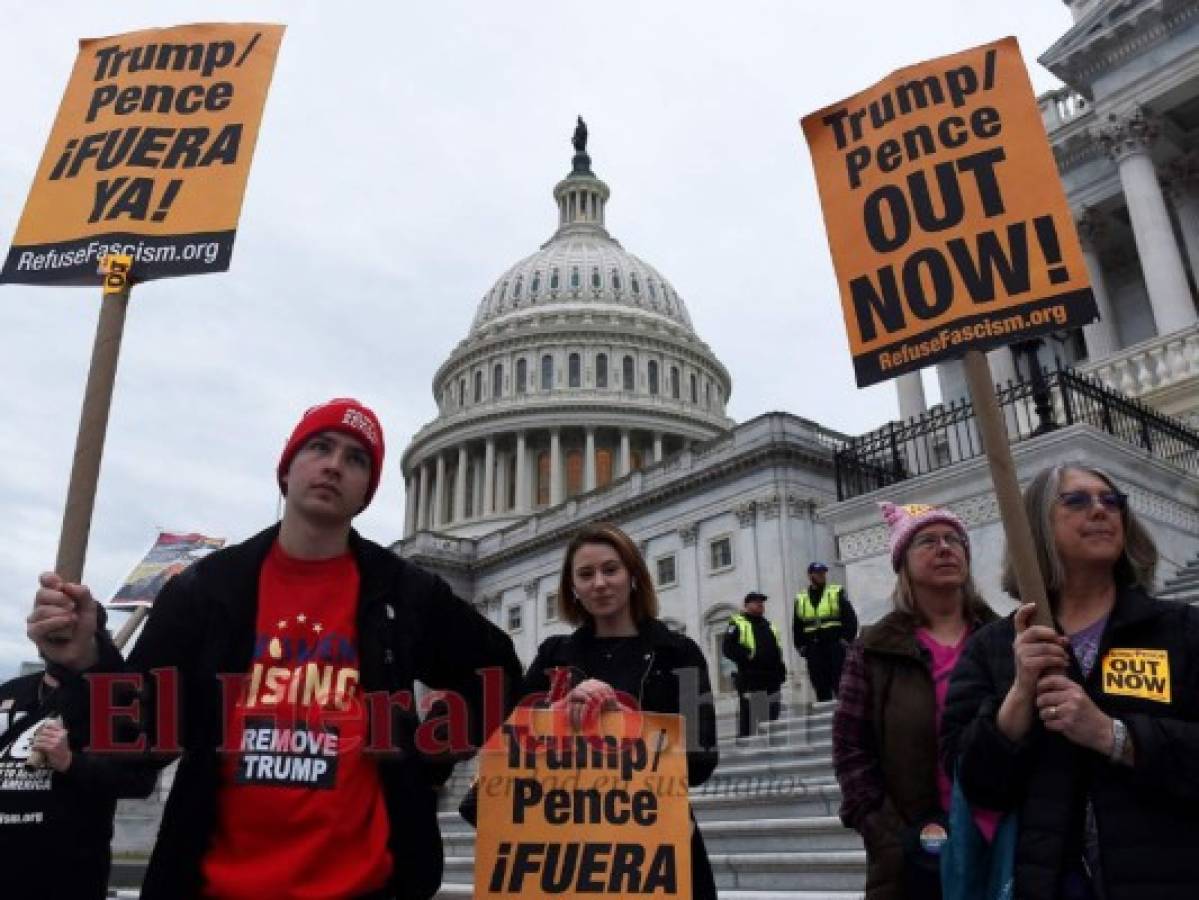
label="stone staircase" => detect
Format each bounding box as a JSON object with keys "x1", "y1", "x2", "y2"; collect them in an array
[
  {"x1": 110, "y1": 702, "x2": 866, "y2": 898},
  {"x1": 432, "y1": 700, "x2": 865, "y2": 899},
  {"x1": 1158, "y1": 552, "x2": 1199, "y2": 607}
]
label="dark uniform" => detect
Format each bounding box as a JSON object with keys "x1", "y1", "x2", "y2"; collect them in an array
[
  {"x1": 723, "y1": 611, "x2": 786, "y2": 737},
  {"x1": 793, "y1": 582, "x2": 858, "y2": 701}
]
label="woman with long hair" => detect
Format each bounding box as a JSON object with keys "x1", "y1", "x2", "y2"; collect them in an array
[
  {"x1": 833, "y1": 501, "x2": 998, "y2": 899},
  {"x1": 522, "y1": 522, "x2": 720, "y2": 900},
  {"x1": 942, "y1": 463, "x2": 1199, "y2": 900}
]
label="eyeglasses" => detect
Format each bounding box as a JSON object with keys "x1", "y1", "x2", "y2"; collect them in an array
[
  {"x1": 1056, "y1": 490, "x2": 1127, "y2": 513},
  {"x1": 910, "y1": 532, "x2": 967, "y2": 552}
]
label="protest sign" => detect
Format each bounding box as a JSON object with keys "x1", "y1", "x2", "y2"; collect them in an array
[
  {"x1": 1, "y1": 22, "x2": 284, "y2": 285},
  {"x1": 475, "y1": 708, "x2": 692, "y2": 898},
  {"x1": 109, "y1": 530, "x2": 225, "y2": 609},
  {"x1": 802, "y1": 36, "x2": 1096, "y2": 389}
]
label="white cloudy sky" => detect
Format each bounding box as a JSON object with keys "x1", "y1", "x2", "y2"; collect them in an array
[{"x1": 0, "y1": 1, "x2": 1073, "y2": 674}]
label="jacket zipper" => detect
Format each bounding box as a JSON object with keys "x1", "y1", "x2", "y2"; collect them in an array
[{"x1": 637, "y1": 649, "x2": 656, "y2": 705}]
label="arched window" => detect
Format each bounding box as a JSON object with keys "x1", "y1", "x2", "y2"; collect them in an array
[
  {"x1": 531, "y1": 271, "x2": 541, "y2": 295},
  {"x1": 570, "y1": 266, "x2": 580, "y2": 289},
  {"x1": 566, "y1": 450, "x2": 584, "y2": 497},
  {"x1": 648, "y1": 280, "x2": 657, "y2": 300},
  {"x1": 611, "y1": 269, "x2": 621, "y2": 291},
  {"x1": 630, "y1": 273, "x2": 640, "y2": 295},
  {"x1": 513, "y1": 277, "x2": 522, "y2": 299},
  {"x1": 493, "y1": 363, "x2": 503, "y2": 398},
  {"x1": 516, "y1": 359, "x2": 527, "y2": 394},
  {"x1": 541, "y1": 354, "x2": 554, "y2": 390},
  {"x1": 690, "y1": 373, "x2": 698, "y2": 404},
  {"x1": 595, "y1": 353, "x2": 608, "y2": 388},
  {"x1": 623, "y1": 355, "x2": 635, "y2": 391},
  {"x1": 550, "y1": 268, "x2": 560, "y2": 290},
  {"x1": 458, "y1": 378, "x2": 465, "y2": 407},
  {"x1": 568, "y1": 353, "x2": 581, "y2": 388},
  {"x1": 670, "y1": 366, "x2": 680, "y2": 399},
  {"x1": 473, "y1": 371, "x2": 482, "y2": 403},
  {"x1": 591, "y1": 267, "x2": 601, "y2": 289},
  {"x1": 648, "y1": 361, "x2": 659, "y2": 395}
]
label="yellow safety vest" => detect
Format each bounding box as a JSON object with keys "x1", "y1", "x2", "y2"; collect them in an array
[
  {"x1": 730, "y1": 613, "x2": 780, "y2": 658},
  {"x1": 795, "y1": 584, "x2": 843, "y2": 634}
]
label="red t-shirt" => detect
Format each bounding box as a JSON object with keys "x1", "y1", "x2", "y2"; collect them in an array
[{"x1": 201, "y1": 543, "x2": 391, "y2": 898}]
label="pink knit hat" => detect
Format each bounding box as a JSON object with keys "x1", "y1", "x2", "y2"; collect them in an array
[{"x1": 880, "y1": 501, "x2": 970, "y2": 572}]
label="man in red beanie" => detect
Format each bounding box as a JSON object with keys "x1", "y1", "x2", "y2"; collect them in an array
[{"x1": 27, "y1": 398, "x2": 521, "y2": 900}]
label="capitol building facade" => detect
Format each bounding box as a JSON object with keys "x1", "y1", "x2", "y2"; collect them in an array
[{"x1": 396, "y1": 0, "x2": 1199, "y2": 702}]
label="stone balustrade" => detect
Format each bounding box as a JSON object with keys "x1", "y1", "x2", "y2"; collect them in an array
[
  {"x1": 1039, "y1": 85, "x2": 1091, "y2": 133},
  {"x1": 1077, "y1": 323, "x2": 1199, "y2": 406}
]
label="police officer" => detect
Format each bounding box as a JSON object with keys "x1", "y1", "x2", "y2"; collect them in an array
[
  {"x1": 793, "y1": 563, "x2": 858, "y2": 701},
  {"x1": 722, "y1": 591, "x2": 786, "y2": 738}
]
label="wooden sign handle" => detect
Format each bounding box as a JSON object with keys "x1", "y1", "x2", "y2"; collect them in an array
[{"x1": 962, "y1": 350, "x2": 1054, "y2": 628}]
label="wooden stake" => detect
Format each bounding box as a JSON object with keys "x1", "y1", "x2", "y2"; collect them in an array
[
  {"x1": 30, "y1": 257, "x2": 133, "y2": 767},
  {"x1": 49, "y1": 255, "x2": 132, "y2": 637},
  {"x1": 112, "y1": 605, "x2": 149, "y2": 650},
  {"x1": 962, "y1": 350, "x2": 1053, "y2": 627}
]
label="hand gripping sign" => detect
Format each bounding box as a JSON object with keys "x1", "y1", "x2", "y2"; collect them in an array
[
  {"x1": 475, "y1": 707, "x2": 692, "y2": 898},
  {"x1": 801, "y1": 36, "x2": 1097, "y2": 389},
  {"x1": 2, "y1": 22, "x2": 285, "y2": 285}
]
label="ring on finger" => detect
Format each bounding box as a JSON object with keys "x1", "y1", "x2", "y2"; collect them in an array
[{"x1": 1049, "y1": 705, "x2": 1058, "y2": 718}]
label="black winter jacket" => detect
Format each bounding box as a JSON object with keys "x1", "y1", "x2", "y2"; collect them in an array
[
  {"x1": 101, "y1": 525, "x2": 521, "y2": 900},
  {"x1": 522, "y1": 619, "x2": 720, "y2": 900},
  {"x1": 0, "y1": 672, "x2": 155, "y2": 899},
  {"x1": 941, "y1": 587, "x2": 1199, "y2": 900},
  {"x1": 721, "y1": 613, "x2": 786, "y2": 691}
]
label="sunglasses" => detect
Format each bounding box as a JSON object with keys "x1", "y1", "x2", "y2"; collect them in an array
[{"x1": 1056, "y1": 490, "x2": 1127, "y2": 513}]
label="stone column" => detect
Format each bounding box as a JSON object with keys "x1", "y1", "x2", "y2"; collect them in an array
[
  {"x1": 515, "y1": 431, "x2": 529, "y2": 513},
  {"x1": 619, "y1": 429, "x2": 631, "y2": 476},
  {"x1": 453, "y1": 445, "x2": 468, "y2": 523},
  {"x1": 433, "y1": 453, "x2": 446, "y2": 529},
  {"x1": 1098, "y1": 109, "x2": 1197, "y2": 335},
  {"x1": 584, "y1": 428, "x2": 596, "y2": 492},
  {"x1": 1074, "y1": 208, "x2": 1119, "y2": 359},
  {"x1": 1166, "y1": 155, "x2": 1199, "y2": 302},
  {"x1": 895, "y1": 372, "x2": 926, "y2": 421},
  {"x1": 483, "y1": 437, "x2": 496, "y2": 516},
  {"x1": 894, "y1": 371, "x2": 931, "y2": 473},
  {"x1": 417, "y1": 462, "x2": 430, "y2": 532},
  {"x1": 549, "y1": 428, "x2": 563, "y2": 506},
  {"x1": 652, "y1": 431, "x2": 663, "y2": 463},
  {"x1": 403, "y1": 475, "x2": 415, "y2": 537}
]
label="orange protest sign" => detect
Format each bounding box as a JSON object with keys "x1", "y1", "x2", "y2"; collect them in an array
[
  {"x1": 2, "y1": 22, "x2": 284, "y2": 286},
  {"x1": 802, "y1": 37, "x2": 1097, "y2": 388},
  {"x1": 475, "y1": 707, "x2": 692, "y2": 898}
]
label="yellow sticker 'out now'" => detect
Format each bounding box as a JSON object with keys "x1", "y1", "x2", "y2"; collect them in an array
[{"x1": 1101, "y1": 648, "x2": 1171, "y2": 703}]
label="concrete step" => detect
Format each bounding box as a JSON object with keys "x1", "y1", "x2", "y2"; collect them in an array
[{"x1": 709, "y1": 850, "x2": 867, "y2": 891}]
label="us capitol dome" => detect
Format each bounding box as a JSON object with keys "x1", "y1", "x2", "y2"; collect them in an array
[{"x1": 399, "y1": 120, "x2": 734, "y2": 538}]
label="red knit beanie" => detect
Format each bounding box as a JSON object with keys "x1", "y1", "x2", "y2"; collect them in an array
[{"x1": 277, "y1": 398, "x2": 385, "y2": 507}]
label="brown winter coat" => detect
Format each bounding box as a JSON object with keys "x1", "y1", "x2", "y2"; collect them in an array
[{"x1": 833, "y1": 605, "x2": 997, "y2": 900}]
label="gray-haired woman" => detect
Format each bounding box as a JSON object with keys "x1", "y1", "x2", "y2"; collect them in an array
[{"x1": 941, "y1": 463, "x2": 1199, "y2": 900}]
